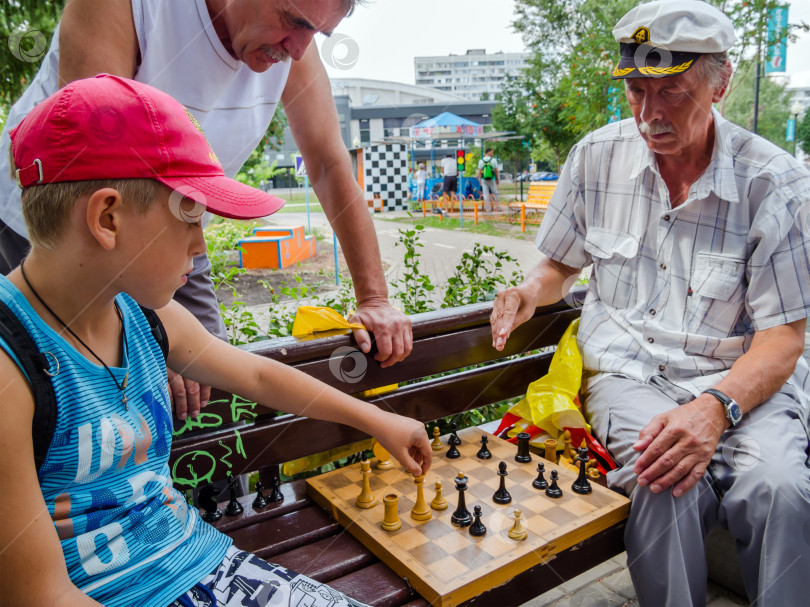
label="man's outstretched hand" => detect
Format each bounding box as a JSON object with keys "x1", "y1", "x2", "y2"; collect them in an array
[{"x1": 350, "y1": 299, "x2": 412, "y2": 368}]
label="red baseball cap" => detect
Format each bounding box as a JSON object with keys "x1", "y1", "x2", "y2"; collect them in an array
[{"x1": 9, "y1": 74, "x2": 284, "y2": 220}]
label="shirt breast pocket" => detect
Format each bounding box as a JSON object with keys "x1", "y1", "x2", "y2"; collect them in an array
[
  {"x1": 584, "y1": 228, "x2": 639, "y2": 310},
  {"x1": 687, "y1": 252, "x2": 746, "y2": 336}
]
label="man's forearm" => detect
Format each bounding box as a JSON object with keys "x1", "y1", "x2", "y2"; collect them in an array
[
  {"x1": 704, "y1": 318, "x2": 806, "y2": 415},
  {"x1": 311, "y1": 164, "x2": 388, "y2": 303}
]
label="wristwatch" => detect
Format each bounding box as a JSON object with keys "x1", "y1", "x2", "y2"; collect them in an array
[{"x1": 702, "y1": 388, "x2": 743, "y2": 427}]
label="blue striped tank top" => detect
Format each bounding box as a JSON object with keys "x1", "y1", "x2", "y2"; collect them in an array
[{"x1": 0, "y1": 276, "x2": 230, "y2": 606}]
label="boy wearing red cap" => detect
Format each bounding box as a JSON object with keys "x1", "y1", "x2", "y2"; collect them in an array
[{"x1": 0, "y1": 74, "x2": 431, "y2": 607}]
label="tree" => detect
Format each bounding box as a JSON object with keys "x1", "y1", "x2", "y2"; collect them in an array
[
  {"x1": 724, "y1": 66, "x2": 791, "y2": 149},
  {"x1": 1, "y1": 0, "x2": 64, "y2": 126},
  {"x1": 797, "y1": 109, "x2": 810, "y2": 157}
]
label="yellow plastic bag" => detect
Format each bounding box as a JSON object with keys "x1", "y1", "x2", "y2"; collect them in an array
[
  {"x1": 291, "y1": 306, "x2": 365, "y2": 337},
  {"x1": 498, "y1": 319, "x2": 590, "y2": 446}
]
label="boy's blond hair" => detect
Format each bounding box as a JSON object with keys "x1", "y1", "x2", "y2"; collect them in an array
[{"x1": 9, "y1": 144, "x2": 159, "y2": 249}]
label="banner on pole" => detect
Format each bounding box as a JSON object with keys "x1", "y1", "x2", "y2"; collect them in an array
[
  {"x1": 765, "y1": 5, "x2": 789, "y2": 74},
  {"x1": 787, "y1": 118, "x2": 796, "y2": 142}
]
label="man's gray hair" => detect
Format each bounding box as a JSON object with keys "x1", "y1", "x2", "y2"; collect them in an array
[
  {"x1": 342, "y1": 0, "x2": 365, "y2": 16},
  {"x1": 693, "y1": 52, "x2": 732, "y2": 91}
]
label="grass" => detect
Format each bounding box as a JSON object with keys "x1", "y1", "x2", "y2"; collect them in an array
[{"x1": 381, "y1": 213, "x2": 524, "y2": 238}]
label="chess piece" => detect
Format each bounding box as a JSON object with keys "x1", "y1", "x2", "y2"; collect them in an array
[
  {"x1": 373, "y1": 440, "x2": 394, "y2": 470},
  {"x1": 268, "y1": 476, "x2": 283, "y2": 503},
  {"x1": 381, "y1": 494, "x2": 401, "y2": 531},
  {"x1": 493, "y1": 461, "x2": 512, "y2": 505},
  {"x1": 446, "y1": 438, "x2": 461, "y2": 459},
  {"x1": 451, "y1": 472, "x2": 472, "y2": 527},
  {"x1": 252, "y1": 481, "x2": 269, "y2": 509},
  {"x1": 431, "y1": 426, "x2": 443, "y2": 451},
  {"x1": 515, "y1": 432, "x2": 532, "y2": 463},
  {"x1": 544, "y1": 438, "x2": 558, "y2": 463},
  {"x1": 477, "y1": 434, "x2": 492, "y2": 459},
  {"x1": 410, "y1": 474, "x2": 432, "y2": 521},
  {"x1": 448, "y1": 422, "x2": 461, "y2": 446},
  {"x1": 356, "y1": 458, "x2": 377, "y2": 509},
  {"x1": 225, "y1": 475, "x2": 243, "y2": 516},
  {"x1": 469, "y1": 505, "x2": 487, "y2": 537},
  {"x1": 197, "y1": 483, "x2": 222, "y2": 522},
  {"x1": 431, "y1": 480, "x2": 448, "y2": 510},
  {"x1": 532, "y1": 462, "x2": 548, "y2": 490},
  {"x1": 545, "y1": 470, "x2": 563, "y2": 498},
  {"x1": 563, "y1": 430, "x2": 576, "y2": 464},
  {"x1": 572, "y1": 444, "x2": 593, "y2": 495},
  {"x1": 586, "y1": 460, "x2": 601, "y2": 479},
  {"x1": 508, "y1": 509, "x2": 528, "y2": 541}
]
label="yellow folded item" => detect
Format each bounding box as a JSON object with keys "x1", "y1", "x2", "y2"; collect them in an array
[
  {"x1": 292, "y1": 306, "x2": 365, "y2": 337},
  {"x1": 505, "y1": 318, "x2": 590, "y2": 446}
]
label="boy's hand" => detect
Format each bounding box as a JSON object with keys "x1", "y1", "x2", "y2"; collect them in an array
[
  {"x1": 375, "y1": 416, "x2": 432, "y2": 476},
  {"x1": 168, "y1": 369, "x2": 211, "y2": 420}
]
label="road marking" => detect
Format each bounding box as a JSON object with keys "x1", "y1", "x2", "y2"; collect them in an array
[{"x1": 432, "y1": 243, "x2": 456, "y2": 249}]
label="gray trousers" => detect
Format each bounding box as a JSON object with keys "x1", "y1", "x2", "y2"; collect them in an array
[
  {"x1": 583, "y1": 374, "x2": 810, "y2": 607},
  {"x1": 0, "y1": 218, "x2": 226, "y2": 339}
]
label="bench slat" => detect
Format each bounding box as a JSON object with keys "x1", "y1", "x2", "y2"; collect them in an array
[
  {"x1": 270, "y1": 533, "x2": 378, "y2": 583},
  {"x1": 229, "y1": 506, "x2": 341, "y2": 559},
  {"x1": 329, "y1": 562, "x2": 416, "y2": 607},
  {"x1": 171, "y1": 351, "x2": 555, "y2": 481}
]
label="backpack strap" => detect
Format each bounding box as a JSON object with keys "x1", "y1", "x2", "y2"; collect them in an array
[
  {"x1": 0, "y1": 300, "x2": 169, "y2": 473},
  {"x1": 0, "y1": 299, "x2": 59, "y2": 472},
  {"x1": 139, "y1": 305, "x2": 170, "y2": 361}
]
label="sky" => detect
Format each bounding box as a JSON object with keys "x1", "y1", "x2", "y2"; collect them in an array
[{"x1": 319, "y1": 0, "x2": 810, "y2": 90}]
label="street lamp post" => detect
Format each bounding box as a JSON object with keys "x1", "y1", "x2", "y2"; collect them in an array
[{"x1": 790, "y1": 101, "x2": 803, "y2": 157}]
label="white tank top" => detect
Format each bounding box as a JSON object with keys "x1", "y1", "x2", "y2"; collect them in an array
[{"x1": 0, "y1": 0, "x2": 291, "y2": 238}]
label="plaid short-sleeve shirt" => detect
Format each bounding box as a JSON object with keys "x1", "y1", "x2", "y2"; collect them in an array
[{"x1": 537, "y1": 110, "x2": 810, "y2": 403}]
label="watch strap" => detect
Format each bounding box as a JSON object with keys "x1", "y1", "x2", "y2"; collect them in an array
[{"x1": 702, "y1": 388, "x2": 731, "y2": 405}]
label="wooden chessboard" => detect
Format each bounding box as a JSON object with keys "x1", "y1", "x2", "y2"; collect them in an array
[{"x1": 306, "y1": 427, "x2": 630, "y2": 607}]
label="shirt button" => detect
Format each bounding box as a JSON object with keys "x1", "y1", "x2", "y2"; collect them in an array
[
  {"x1": 664, "y1": 215, "x2": 671, "y2": 222},
  {"x1": 649, "y1": 309, "x2": 656, "y2": 316},
  {"x1": 660, "y1": 263, "x2": 667, "y2": 270},
  {"x1": 658, "y1": 364, "x2": 666, "y2": 372},
  {"x1": 648, "y1": 337, "x2": 654, "y2": 343}
]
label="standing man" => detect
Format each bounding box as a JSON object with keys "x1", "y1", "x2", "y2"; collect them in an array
[
  {"x1": 476, "y1": 147, "x2": 500, "y2": 212},
  {"x1": 491, "y1": 2, "x2": 810, "y2": 605},
  {"x1": 0, "y1": 0, "x2": 412, "y2": 415},
  {"x1": 440, "y1": 153, "x2": 458, "y2": 208}
]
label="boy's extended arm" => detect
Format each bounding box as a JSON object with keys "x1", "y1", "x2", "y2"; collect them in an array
[
  {"x1": 156, "y1": 303, "x2": 432, "y2": 475},
  {"x1": 0, "y1": 355, "x2": 102, "y2": 607}
]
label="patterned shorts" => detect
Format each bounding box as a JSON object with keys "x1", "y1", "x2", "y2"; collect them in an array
[{"x1": 171, "y1": 546, "x2": 370, "y2": 607}]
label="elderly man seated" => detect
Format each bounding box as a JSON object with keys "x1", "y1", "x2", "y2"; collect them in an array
[{"x1": 492, "y1": 1, "x2": 810, "y2": 605}]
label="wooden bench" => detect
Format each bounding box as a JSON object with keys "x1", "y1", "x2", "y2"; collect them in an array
[
  {"x1": 169, "y1": 295, "x2": 629, "y2": 606},
  {"x1": 508, "y1": 182, "x2": 557, "y2": 233}
]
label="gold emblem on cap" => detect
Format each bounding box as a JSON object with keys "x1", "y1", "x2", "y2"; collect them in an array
[
  {"x1": 639, "y1": 59, "x2": 694, "y2": 76},
  {"x1": 633, "y1": 27, "x2": 650, "y2": 44}
]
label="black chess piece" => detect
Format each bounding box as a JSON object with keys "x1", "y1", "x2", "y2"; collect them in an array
[
  {"x1": 451, "y1": 473, "x2": 472, "y2": 527},
  {"x1": 252, "y1": 481, "x2": 269, "y2": 509},
  {"x1": 447, "y1": 439, "x2": 461, "y2": 459},
  {"x1": 268, "y1": 476, "x2": 284, "y2": 503},
  {"x1": 493, "y1": 461, "x2": 512, "y2": 504},
  {"x1": 225, "y1": 474, "x2": 244, "y2": 516},
  {"x1": 476, "y1": 435, "x2": 492, "y2": 459},
  {"x1": 532, "y1": 462, "x2": 548, "y2": 490},
  {"x1": 572, "y1": 445, "x2": 593, "y2": 495},
  {"x1": 197, "y1": 483, "x2": 222, "y2": 522},
  {"x1": 545, "y1": 470, "x2": 563, "y2": 498},
  {"x1": 469, "y1": 505, "x2": 487, "y2": 537},
  {"x1": 448, "y1": 422, "x2": 461, "y2": 446},
  {"x1": 515, "y1": 432, "x2": 532, "y2": 463}
]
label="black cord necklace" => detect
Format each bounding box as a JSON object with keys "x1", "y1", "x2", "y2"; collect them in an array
[{"x1": 20, "y1": 259, "x2": 129, "y2": 408}]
